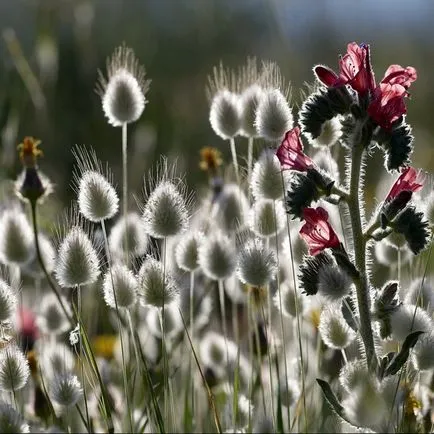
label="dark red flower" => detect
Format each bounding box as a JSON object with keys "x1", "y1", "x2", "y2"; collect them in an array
[
  {"x1": 385, "y1": 166, "x2": 423, "y2": 202},
  {"x1": 299, "y1": 207, "x2": 340, "y2": 256},
  {"x1": 314, "y1": 42, "x2": 375, "y2": 96},
  {"x1": 367, "y1": 83, "x2": 408, "y2": 130},
  {"x1": 17, "y1": 307, "x2": 39, "y2": 351},
  {"x1": 276, "y1": 127, "x2": 315, "y2": 172}
]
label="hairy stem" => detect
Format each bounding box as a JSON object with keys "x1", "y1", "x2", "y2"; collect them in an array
[
  {"x1": 122, "y1": 123, "x2": 129, "y2": 258},
  {"x1": 229, "y1": 137, "x2": 240, "y2": 185},
  {"x1": 347, "y1": 143, "x2": 377, "y2": 370}
]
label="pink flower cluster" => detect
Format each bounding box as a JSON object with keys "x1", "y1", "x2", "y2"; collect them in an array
[{"x1": 314, "y1": 42, "x2": 417, "y2": 130}]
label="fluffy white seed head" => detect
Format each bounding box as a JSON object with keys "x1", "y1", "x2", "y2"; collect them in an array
[
  {"x1": 255, "y1": 89, "x2": 293, "y2": 142},
  {"x1": 109, "y1": 212, "x2": 148, "y2": 261},
  {"x1": 0, "y1": 346, "x2": 30, "y2": 392},
  {"x1": 249, "y1": 199, "x2": 285, "y2": 238},
  {"x1": 223, "y1": 394, "x2": 252, "y2": 430},
  {"x1": 404, "y1": 278, "x2": 434, "y2": 315},
  {"x1": 142, "y1": 180, "x2": 189, "y2": 239},
  {"x1": 97, "y1": 45, "x2": 151, "y2": 126},
  {"x1": 0, "y1": 401, "x2": 29, "y2": 433},
  {"x1": 213, "y1": 184, "x2": 250, "y2": 233},
  {"x1": 37, "y1": 293, "x2": 71, "y2": 335},
  {"x1": 313, "y1": 150, "x2": 340, "y2": 182},
  {"x1": 146, "y1": 304, "x2": 182, "y2": 339},
  {"x1": 50, "y1": 372, "x2": 83, "y2": 407},
  {"x1": 21, "y1": 234, "x2": 55, "y2": 278},
  {"x1": 411, "y1": 331, "x2": 434, "y2": 371},
  {"x1": 236, "y1": 238, "x2": 277, "y2": 288},
  {"x1": 339, "y1": 359, "x2": 369, "y2": 393},
  {"x1": 0, "y1": 209, "x2": 34, "y2": 266},
  {"x1": 273, "y1": 282, "x2": 303, "y2": 318},
  {"x1": 390, "y1": 304, "x2": 432, "y2": 342},
  {"x1": 239, "y1": 84, "x2": 265, "y2": 137},
  {"x1": 278, "y1": 377, "x2": 300, "y2": 408},
  {"x1": 209, "y1": 90, "x2": 241, "y2": 140},
  {"x1": 199, "y1": 331, "x2": 228, "y2": 377},
  {"x1": 77, "y1": 171, "x2": 119, "y2": 222},
  {"x1": 55, "y1": 226, "x2": 100, "y2": 288},
  {"x1": 175, "y1": 232, "x2": 202, "y2": 272},
  {"x1": 251, "y1": 149, "x2": 284, "y2": 200},
  {"x1": 38, "y1": 342, "x2": 75, "y2": 380},
  {"x1": 306, "y1": 117, "x2": 342, "y2": 148},
  {"x1": 342, "y1": 381, "x2": 387, "y2": 430},
  {"x1": 374, "y1": 239, "x2": 412, "y2": 267},
  {"x1": 0, "y1": 279, "x2": 17, "y2": 324},
  {"x1": 103, "y1": 264, "x2": 138, "y2": 309},
  {"x1": 318, "y1": 304, "x2": 356, "y2": 349},
  {"x1": 198, "y1": 231, "x2": 236, "y2": 281},
  {"x1": 317, "y1": 265, "x2": 353, "y2": 301},
  {"x1": 138, "y1": 256, "x2": 179, "y2": 309}
]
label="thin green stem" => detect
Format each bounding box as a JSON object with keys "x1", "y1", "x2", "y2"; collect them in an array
[
  {"x1": 30, "y1": 201, "x2": 73, "y2": 323},
  {"x1": 122, "y1": 123, "x2": 129, "y2": 258},
  {"x1": 347, "y1": 143, "x2": 377, "y2": 371},
  {"x1": 229, "y1": 137, "x2": 240, "y2": 185}
]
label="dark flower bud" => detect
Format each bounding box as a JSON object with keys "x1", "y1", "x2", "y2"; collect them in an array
[
  {"x1": 374, "y1": 119, "x2": 414, "y2": 172},
  {"x1": 298, "y1": 251, "x2": 334, "y2": 296},
  {"x1": 299, "y1": 86, "x2": 353, "y2": 140},
  {"x1": 392, "y1": 206, "x2": 430, "y2": 255},
  {"x1": 373, "y1": 281, "x2": 400, "y2": 339},
  {"x1": 381, "y1": 190, "x2": 413, "y2": 228},
  {"x1": 285, "y1": 169, "x2": 334, "y2": 219}
]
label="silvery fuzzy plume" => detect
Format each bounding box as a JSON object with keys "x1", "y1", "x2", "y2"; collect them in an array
[
  {"x1": 96, "y1": 44, "x2": 151, "y2": 127},
  {"x1": 141, "y1": 159, "x2": 191, "y2": 239},
  {"x1": 0, "y1": 345, "x2": 30, "y2": 392},
  {"x1": 0, "y1": 400, "x2": 29, "y2": 433}
]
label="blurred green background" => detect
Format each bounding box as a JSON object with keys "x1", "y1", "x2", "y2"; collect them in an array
[{"x1": 1, "y1": 0, "x2": 433, "y2": 208}]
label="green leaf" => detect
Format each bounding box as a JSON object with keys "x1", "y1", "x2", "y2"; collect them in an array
[
  {"x1": 384, "y1": 330, "x2": 425, "y2": 376},
  {"x1": 316, "y1": 379, "x2": 358, "y2": 428}
]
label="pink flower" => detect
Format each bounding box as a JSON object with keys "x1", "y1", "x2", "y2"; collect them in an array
[
  {"x1": 276, "y1": 127, "x2": 315, "y2": 171},
  {"x1": 299, "y1": 207, "x2": 340, "y2": 256},
  {"x1": 385, "y1": 166, "x2": 423, "y2": 202},
  {"x1": 314, "y1": 42, "x2": 375, "y2": 95},
  {"x1": 381, "y1": 65, "x2": 417, "y2": 90},
  {"x1": 367, "y1": 83, "x2": 408, "y2": 130}
]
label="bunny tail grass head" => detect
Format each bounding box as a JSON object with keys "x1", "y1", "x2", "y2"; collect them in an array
[
  {"x1": 96, "y1": 43, "x2": 151, "y2": 126},
  {"x1": 72, "y1": 145, "x2": 119, "y2": 223},
  {"x1": 141, "y1": 158, "x2": 191, "y2": 239},
  {"x1": 103, "y1": 264, "x2": 138, "y2": 309},
  {"x1": 0, "y1": 345, "x2": 30, "y2": 392},
  {"x1": 0, "y1": 400, "x2": 29, "y2": 433}
]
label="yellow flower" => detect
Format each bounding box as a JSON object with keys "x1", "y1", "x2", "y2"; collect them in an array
[
  {"x1": 199, "y1": 147, "x2": 223, "y2": 173},
  {"x1": 17, "y1": 137, "x2": 43, "y2": 168}
]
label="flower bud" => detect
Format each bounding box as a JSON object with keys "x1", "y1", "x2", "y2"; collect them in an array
[
  {"x1": 0, "y1": 345, "x2": 30, "y2": 392},
  {"x1": 198, "y1": 231, "x2": 236, "y2": 281},
  {"x1": 138, "y1": 256, "x2": 179, "y2": 309},
  {"x1": 239, "y1": 84, "x2": 265, "y2": 137},
  {"x1": 55, "y1": 226, "x2": 100, "y2": 288},
  {"x1": 0, "y1": 209, "x2": 34, "y2": 266},
  {"x1": 142, "y1": 180, "x2": 189, "y2": 239},
  {"x1": 103, "y1": 264, "x2": 138, "y2": 309},
  {"x1": 209, "y1": 90, "x2": 241, "y2": 139},
  {"x1": 50, "y1": 372, "x2": 83, "y2": 408},
  {"x1": 0, "y1": 401, "x2": 29, "y2": 433},
  {"x1": 249, "y1": 199, "x2": 285, "y2": 238},
  {"x1": 255, "y1": 89, "x2": 293, "y2": 141},
  {"x1": 318, "y1": 304, "x2": 356, "y2": 349},
  {"x1": 390, "y1": 304, "x2": 432, "y2": 342},
  {"x1": 236, "y1": 238, "x2": 277, "y2": 288},
  {"x1": 298, "y1": 251, "x2": 334, "y2": 296},
  {"x1": 213, "y1": 184, "x2": 249, "y2": 233},
  {"x1": 250, "y1": 149, "x2": 284, "y2": 201}
]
